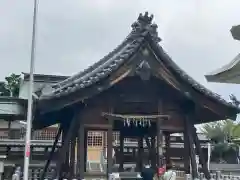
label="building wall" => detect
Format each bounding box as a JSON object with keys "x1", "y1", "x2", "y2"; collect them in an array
[{"x1": 19, "y1": 80, "x2": 55, "y2": 99}]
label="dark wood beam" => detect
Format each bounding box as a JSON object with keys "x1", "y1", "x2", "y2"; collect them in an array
[
  {"x1": 107, "y1": 116, "x2": 113, "y2": 175},
  {"x1": 102, "y1": 112, "x2": 169, "y2": 120},
  {"x1": 137, "y1": 136, "x2": 143, "y2": 171},
  {"x1": 55, "y1": 111, "x2": 80, "y2": 179},
  {"x1": 119, "y1": 131, "x2": 124, "y2": 171},
  {"x1": 183, "y1": 126, "x2": 190, "y2": 174},
  {"x1": 69, "y1": 137, "x2": 76, "y2": 178},
  {"x1": 185, "y1": 116, "x2": 198, "y2": 178},
  {"x1": 192, "y1": 127, "x2": 211, "y2": 179},
  {"x1": 164, "y1": 132, "x2": 171, "y2": 165},
  {"x1": 150, "y1": 134, "x2": 156, "y2": 168},
  {"x1": 157, "y1": 100, "x2": 164, "y2": 167},
  {"x1": 40, "y1": 125, "x2": 62, "y2": 180},
  {"x1": 77, "y1": 121, "x2": 85, "y2": 179}
]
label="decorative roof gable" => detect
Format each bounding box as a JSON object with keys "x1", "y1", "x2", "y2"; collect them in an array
[{"x1": 36, "y1": 12, "x2": 240, "y2": 114}]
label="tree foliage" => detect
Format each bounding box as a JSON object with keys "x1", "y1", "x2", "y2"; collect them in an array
[
  {"x1": 200, "y1": 94, "x2": 240, "y2": 163},
  {"x1": 201, "y1": 120, "x2": 240, "y2": 143},
  {"x1": 0, "y1": 73, "x2": 21, "y2": 97},
  {"x1": 201, "y1": 120, "x2": 240, "y2": 163}
]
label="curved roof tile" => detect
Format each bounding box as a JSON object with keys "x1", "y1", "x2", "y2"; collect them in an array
[{"x1": 38, "y1": 12, "x2": 240, "y2": 112}]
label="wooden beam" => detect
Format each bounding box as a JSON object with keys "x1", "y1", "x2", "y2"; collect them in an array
[
  {"x1": 107, "y1": 117, "x2": 113, "y2": 175},
  {"x1": 192, "y1": 127, "x2": 211, "y2": 179},
  {"x1": 183, "y1": 125, "x2": 190, "y2": 174},
  {"x1": 77, "y1": 121, "x2": 85, "y2": 179},
  {"x1": 119, "y1": 131, "x2": 124, "y2": 171},
  {"x1": 102, "y1": 112, "x2": 170, "y2": 119},
  {"x1": 40, "y1": 125, "x2": 62, "y2": 180},
  {"x1": 69, "y1": 136, "x2": 76, "y2": 178},
  {"x1": 185, "y1": 115, "x2": 198, "y2": 179},
  {"x1": 165, "y1": 132, "x2": 171, "y2": 165},
  {"x1": 157, "y1": 100, "x2": 164, "y2": 167},
  {"x1": 55, "y1": 111, "x2": 80, "y2": 179},
  {"x1": 150, "y1": 134, "x2": 156, "y2": 168},
  {"x1": 84, "y1": 124, "x2": 112, "y2": 129},
  {"x1": 137, "y1": 136, "x2": 143, "y2": 171}
]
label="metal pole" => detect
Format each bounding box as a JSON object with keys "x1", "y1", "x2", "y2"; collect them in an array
[
  {"x1": 23, "y1": 0, "x2": 38, "y2": 180},
  {"x1": 207, "y1": 142, "x2": 211, "y2": 170}
]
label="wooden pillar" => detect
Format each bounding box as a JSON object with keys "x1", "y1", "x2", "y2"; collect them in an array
[
  {"x1": 107, "y1": 124, "x2": 113, "y2": 175},
  {"x1": 192, "y1": 127, "x2": 211, "y2": 179},
  {"x1": 119, "y1": 131, "x2": 124, "y2": 171},
  {"x1": 77, "y1": 123, "x2": 85, "y2": 180},
  {"x1": 185, "y1": 115, "x2": 198, "y2": 179},
  {"x1": 69, "y1": 136, "x2": 76, "y2": 178},
  {"x1": 61, "y1": 124, "x2": 70, "y2": 175},
  {"x1": 165, "y1": 132, "x2": 170, "y2": 165},
  {"x1": 144, "y1": 136, "x2": 151, "y2": 164},
  {"x1": 56, "y1": 112, "x2": 79, "y2": 179},
  {"x1": 137, "y1": 136, "x2": 143, "y2": 171},
  {"x1": 183, "y1": 127, "x2": 190, "y2": 174},
  {"x1": 8, "y1": 120, "x2": 11, "y2": 138},
  {"x1": 40, "y1": 126, "x2": 62, "y2": 180},
  {"x1": 84, "y1": 130, "x2": 87, "y2": 172},
  {"x1": 157, "y1": 120, "x2": 163, "y2": 167},
  {"x1": 157, "y1": 100, "x2": 163, "y2": 167},
  {"x1": 150, "y1": 135, "x2": 156, "y2": 168}
]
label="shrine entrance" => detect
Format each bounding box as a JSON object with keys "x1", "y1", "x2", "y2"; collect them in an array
[{"x1": 103, "y1": 113, "x2": 169, "y2": 172}]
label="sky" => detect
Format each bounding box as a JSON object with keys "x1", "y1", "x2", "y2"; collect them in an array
[{"x1": 0, "y1": 0, "x2": 240, "y2": 102}]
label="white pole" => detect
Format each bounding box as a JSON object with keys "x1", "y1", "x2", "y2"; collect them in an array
[
  {"x1": 207, "y1": 142, "x2": 211, "y2": 170},
  {"x1": 23, "y1": 0, "x2": 38, "y2": 180}
]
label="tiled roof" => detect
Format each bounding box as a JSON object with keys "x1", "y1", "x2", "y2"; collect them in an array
[
  {"x1": 205, "y1": 53, "x2": 240, "y2": 77},
  {"x1": 148, "y1": 39, "x2": 240, "y2": 111},
  {"x1": 38, "y1": 12, "x2": 239, "y2": 112}
]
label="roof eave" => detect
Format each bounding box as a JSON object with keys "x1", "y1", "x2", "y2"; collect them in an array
[
  {"x1": 205, "y1": 74, "x2": 240, "y2": 84},
  {"x1": 145, "y1": 34, "x2": 240, "y2": 115}
]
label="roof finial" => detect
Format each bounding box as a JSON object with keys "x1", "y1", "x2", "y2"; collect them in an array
[
  {"x1": 138, "y1": 12, "x2": 153, "y2": 25},
  {"x1": 130, "y1": 12, "x2": 161, "y2": 43}
]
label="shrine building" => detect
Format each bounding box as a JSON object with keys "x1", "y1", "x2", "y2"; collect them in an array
[{"x1": 29, "y1": 12, "x2": 240, "y2": 179}]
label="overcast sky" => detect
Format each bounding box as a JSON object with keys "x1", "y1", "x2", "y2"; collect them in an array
[{"x1": 0, "y1": 0, "x2": 240, "y2": 101}]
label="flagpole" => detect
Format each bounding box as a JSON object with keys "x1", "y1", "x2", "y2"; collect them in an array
[
  {"x1": 23, "y1": 0, "x2": 38, "y2": 180},
  {"x1": 207, "y1": 142, "x2": 211, "y2": 170}
]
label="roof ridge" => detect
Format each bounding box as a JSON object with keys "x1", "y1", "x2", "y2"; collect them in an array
[
  {"x1": 52, "y1": 12, "x2": 160, "y2": 90},
  {"x1": 52, "y1": 39, "x2": 130, "y2": 89},
  {"x1": 40, "y1": 12, "x2": 160, "y2": 99}
]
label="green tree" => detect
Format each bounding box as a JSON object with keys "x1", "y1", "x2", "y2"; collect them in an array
[
  {"x1": 0, "y1": 73, "x2": 21, "y2": 97},
  {"x1": 201, "y1": 120, "x2": 240, "y2": 163},
  {"x1": 0, "y1": 82, "x2": 10, "y2": 96}
]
